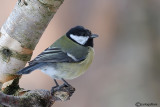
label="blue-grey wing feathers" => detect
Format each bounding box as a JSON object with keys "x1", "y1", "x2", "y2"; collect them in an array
[
  {"x1": 17, "y1": 47, "x2": 85, "y2": 75},
  {"x1": 17, "y1": 63, "x2": 44, "y2": 75},
  {"x1": 29, "y1": 47, "x2": 79, "y2": 65}
]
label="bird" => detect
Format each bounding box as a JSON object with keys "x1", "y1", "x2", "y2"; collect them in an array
[{"x1": 17, "y1": 26, "x2": 98, "y2": 92}]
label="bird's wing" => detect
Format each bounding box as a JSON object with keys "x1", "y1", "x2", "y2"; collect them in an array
[{"x1": 29, "y1": 47, "x2": 85, "y2": 65}]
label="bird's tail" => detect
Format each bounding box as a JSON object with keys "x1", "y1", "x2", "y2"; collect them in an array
[{"x1": 17, "y1": 63, "x2": 44, "y2": 75}]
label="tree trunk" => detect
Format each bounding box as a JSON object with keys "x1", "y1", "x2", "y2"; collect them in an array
[{"x1": 0, "y1": 0, "x2": 74, "y2": 106}]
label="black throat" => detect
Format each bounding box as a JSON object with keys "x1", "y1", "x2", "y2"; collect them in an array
[{"x1": 84, "y1": 38, "x2": 93, "y2": 47}]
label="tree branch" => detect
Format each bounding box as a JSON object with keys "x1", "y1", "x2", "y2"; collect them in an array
[
  {"x1": 0, "y1": 85, "x2": 75, "y2": 107},
  {"x1": 0, "y1": 0, "x2": 75, "y2": 106}
]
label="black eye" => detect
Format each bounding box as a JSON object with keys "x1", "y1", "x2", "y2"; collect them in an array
[{"x1": 86, "y1": 30, "x2": 91, "y2": 36}]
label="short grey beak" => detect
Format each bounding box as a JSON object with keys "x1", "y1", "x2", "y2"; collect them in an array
[{"x1": 90, "y1": 34, "x2": 98, "y2": 38}]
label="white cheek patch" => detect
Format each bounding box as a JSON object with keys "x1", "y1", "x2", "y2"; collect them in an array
[{"x1": 70, "y1": 34, "x2": 89, "y2": 45}]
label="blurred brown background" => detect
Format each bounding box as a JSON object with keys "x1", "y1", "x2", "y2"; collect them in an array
[{"x1": 1, "y1": 0, "x2": 160, "y2": 107}]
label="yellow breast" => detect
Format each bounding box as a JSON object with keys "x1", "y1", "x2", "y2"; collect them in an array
[{"x1": 56, "y1": 47, "x2": 94, "y2": 80}]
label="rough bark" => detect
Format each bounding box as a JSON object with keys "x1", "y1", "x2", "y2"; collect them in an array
[
  {"x1": 0, "y1": 0, "x2": 75, "y2": 106},
  {"x1": 0, "y1": 0, "x2": 63, "y2": 84}
]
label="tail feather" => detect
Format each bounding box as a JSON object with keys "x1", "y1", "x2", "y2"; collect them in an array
[{"x1": 17, "y1": 63, "x2": 44, "y2": 75}]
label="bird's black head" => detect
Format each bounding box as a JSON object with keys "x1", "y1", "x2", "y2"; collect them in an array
[{"x1": 66, "y1": 26, "x2": 98, "y2": 47}]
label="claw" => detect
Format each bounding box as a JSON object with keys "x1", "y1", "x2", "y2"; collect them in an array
[
  {"x1": 51, "y1": 83, "x2": 67, "y2": 94},
  {"x1": 51, "y1": 85, "x2": 59, "y2": 94}
]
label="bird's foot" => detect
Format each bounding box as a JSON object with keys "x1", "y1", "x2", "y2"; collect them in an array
[
  {"x1": 51, "y1": 79, "x2": 75, "y2": 101},
  {"x1": 51, "y1": 78, "x2": 72, "y2": 94},
  {"x1": 51, "y1": 82, "x2": 72, "y2": 94},
  {"x1": 18, "y1": 0, "x2": 28, "y2": 6},
  {"x1": 51, "y1": 83, "x2": 75, "y2": 101}
]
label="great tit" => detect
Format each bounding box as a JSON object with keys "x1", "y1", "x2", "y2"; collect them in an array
[{"x1": 17, "y1": 26, "x2": 98, "y2": 90}]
